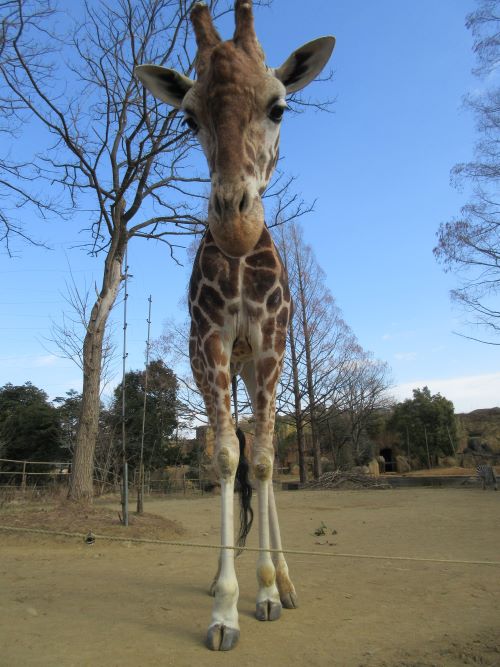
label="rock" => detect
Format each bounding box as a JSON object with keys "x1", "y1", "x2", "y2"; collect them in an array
[
  {"x1": 395, "y1": 455, "x2": 411, "y2": 473},
  {"x1": 352, "y1": 465, "x2": 370, "y2": 475},
  {"x1": 442, "y1": 456, "x2": 457, "y2": 467}
]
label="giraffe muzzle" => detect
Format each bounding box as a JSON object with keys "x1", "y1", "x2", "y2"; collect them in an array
[
  {"x1": 213, "y1": 188, "x2": 251, "y2": 218},
  {"x1": 209, "y1": 184, "x2": 264, "y2": 257}
]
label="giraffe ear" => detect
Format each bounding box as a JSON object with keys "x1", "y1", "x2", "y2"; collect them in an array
[
  {"x1": 273, "y1": 36, "x2": 335, "y2": 94},
  {"x1": 135, "y1": 65, "x2": 194, "y2": 108}
]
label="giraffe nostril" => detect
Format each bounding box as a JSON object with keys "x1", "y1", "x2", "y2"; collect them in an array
[
  {"x1": 214, "y1": 194, "x2": 222, "y2": 217},
  {"x1": 239, "y1": 191, "x2": 249, "y2": 214}
]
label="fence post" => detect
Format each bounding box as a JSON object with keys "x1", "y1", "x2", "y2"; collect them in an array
[{"x1": 21, "y1": 461, "x2": 27, "y2": 494}]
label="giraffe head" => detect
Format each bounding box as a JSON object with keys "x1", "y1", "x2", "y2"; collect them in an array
[{"x1": 136, "y1": 1, "x2": 334, "y2": 257}]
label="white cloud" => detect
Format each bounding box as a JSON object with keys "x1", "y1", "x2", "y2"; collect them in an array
[
  {"x1": 392, "y1": 372, "x2": 500, "y2": 413},
  {"x1": 33, "y1": 354, "x2": 58, "y2": 368},
  {"x1": 0, "y1": 354, "x2": 58, "y2": 369},
  {"x1": 394, "y1": 351, "x2": 417, "y2": 362}
]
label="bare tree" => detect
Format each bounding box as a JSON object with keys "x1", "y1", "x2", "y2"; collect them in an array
[
  {"x1": 275, "y1": 222, "x2": 362, "y2": 480},
  {"x1": 335, "y1": 354, "x2": 391, "y2": 465},
  {"x1": 434, "y1": 0, "x2": 500, "y2": 344},
  {"x1": 0, "y1": 0, "x2": 223, "y2": 500},
  {"x1": 0, "y1": 0, "x2": 63, "y2": 255},
  {"x1": 46, "y1": 268, "x2": 118, "y2": 392},
  {"x1": 154, "y1": 318, "x2": 207, "y2": 433}
]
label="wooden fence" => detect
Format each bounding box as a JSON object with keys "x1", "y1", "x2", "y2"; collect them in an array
[{"x1": 0, "y1": 458, "x2": 71, "y2": 491}]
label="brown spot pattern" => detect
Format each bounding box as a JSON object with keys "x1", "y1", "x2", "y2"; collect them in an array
[
  {"x1": 257, "y1": 356, "x2": 277, "y2": 381},
  {"x1": 243, "y1": 268, "x2": 276, "y2": 301},
  {"x1": 276, "y1": 306, "x2": 289, "y2": 329},
  {"x1": 245, "y1": 250, "x2": 277, "y2": 269},
  {"x1": 204, "y1": 333, "x2": 225, "y2": 366},
  {"x1": 191, "y1": 305, "x2": 211, "y2": 338},
  {"x1": 266, "y1": 286, "x2": 282, "y2": 312},
  {"x1": 253, "y1": 228, "x2": 272, "y2": 251},
  {"x1": 216, "y1": 371, "x2": 229, "y2": 390},
  {"x1": 266, "y1": 367, "x2": 280, "y2": 393},
  {"x1": 201, "y1": 245, "x2": 240, "y2": 299},
  {"x1": 198, "y1": 284, "x2": 225, "y2": 326}
]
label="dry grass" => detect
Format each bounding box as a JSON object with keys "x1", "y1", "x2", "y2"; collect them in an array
[{"x1": 0, "y1": 497, "x2": 184, "y2": 541}]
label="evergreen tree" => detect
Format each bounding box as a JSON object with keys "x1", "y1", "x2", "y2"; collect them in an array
[
  {"x1": 0, "y1": 382, "x2": 64, "y2": 470},
  {"x1": 53, "y1": 389, "x2": 82, "y2": 456},
  {"x1": 389, "y1": 387, "x2": 457, "y2": 467},
  {"x1": 111, "y1": 360, "x2": 178, "y2": 471}
]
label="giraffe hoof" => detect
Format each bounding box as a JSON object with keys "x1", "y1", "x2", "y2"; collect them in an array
[
  {"x1": 256, "y1": 600, "x2": 282, "y2": 621},
  {"x1": 207, "y1": 624, "x2": 240, "y2": 651},
  {"x1": 280, "y1": 591, "x2": 298, "y2": 609}
]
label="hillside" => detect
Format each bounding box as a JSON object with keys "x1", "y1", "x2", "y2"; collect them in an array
[{"x1": 456, "y1": 407, "x2": 500, "y2": 453}]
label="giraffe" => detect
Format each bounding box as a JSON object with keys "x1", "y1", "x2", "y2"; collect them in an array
[{"x1": 135, "y1": 0, "x2": 334, "y2": 651}]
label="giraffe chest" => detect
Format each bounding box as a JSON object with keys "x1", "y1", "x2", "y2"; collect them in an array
[{"x1": 189, "y1": 229, "x2": 290, "y2": 358}]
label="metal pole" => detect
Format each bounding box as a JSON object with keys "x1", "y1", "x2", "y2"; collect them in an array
[
  {"x1": 123, "y1": 461, "x2": 129, "y2": 523},
  {"x1": 424, "y1": 424, "x2": 431, "y2": 470},
  {"x1": 121, "y1": 251, "x2": 129, "y2": 527},
  {"x1": 232, "y1": 375, "x2": 239, "y2": 428},
  {"x1": 137, "y1": 295, "x2": 152, "y2": 515},
  {"x1": 21, "y1": 460, "x2": 27, "y2": 495}
]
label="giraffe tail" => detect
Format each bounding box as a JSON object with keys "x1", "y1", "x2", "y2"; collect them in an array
[{"x1": 235, "y1": 427, "x2": 254, "y2": 553}]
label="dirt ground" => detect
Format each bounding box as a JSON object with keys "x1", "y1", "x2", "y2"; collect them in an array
[{"x1": 1, "y1": 487, "x2": 499, "y2": 667}]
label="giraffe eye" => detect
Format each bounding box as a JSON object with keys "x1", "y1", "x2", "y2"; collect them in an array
[
  {"x1": 268, "y1": 103, "x2": 287, "y2": 124},
  {"x1": 182, "y1": 114, "x2": 199, "y2": 134}
]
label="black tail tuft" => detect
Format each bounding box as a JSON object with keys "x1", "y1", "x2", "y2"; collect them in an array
[{"x1": 234, "y1": 428, "x2": 253, "y2": 553}]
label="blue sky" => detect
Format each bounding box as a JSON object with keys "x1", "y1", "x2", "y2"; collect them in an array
[{"x1": 1, "y1": 0, "x2": 499, "y2": 413}]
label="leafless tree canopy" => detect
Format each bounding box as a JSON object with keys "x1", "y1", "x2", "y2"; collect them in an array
[
  {"x1": 276, "y1": 223, "x2": 392, "y2": 478},
  {"x1": 434, "y1": 0, "x2": 500, "y2": 345},
  {"x1": 1, "y1": 0, "x2": 215, "y2": 256},
  {"x1": 46, "y1": 268, "x2": 117, "y2": 391},
  {"x1": 0, "y1": 0, "x2": 62, "y2": 254}
]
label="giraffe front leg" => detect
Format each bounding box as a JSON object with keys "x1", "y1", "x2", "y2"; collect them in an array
[
  {"x1": 208, "y1": 555, "x2": 221, "y2": 597},
  {"x1": 254, "y1": 455, "x2": 282, "y2": 621},
  {"x1": 207, "y1": 439, "x2": 241, "y2": 650},
  {"x1": 269, "y1": 481, "x2": 298, "y2": 609}
]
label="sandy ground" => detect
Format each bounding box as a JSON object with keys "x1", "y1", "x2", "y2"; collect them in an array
[{"x1": 1, "y1": 487, "x2": 499, "y2": 667}]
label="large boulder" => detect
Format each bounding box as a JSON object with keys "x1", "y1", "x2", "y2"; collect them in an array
[
  {"x1": 395, "y1": 455, "x2": 411, "y2": 473},
  {"x1": 352, "y1": 465, "x2": 370, "y2": 475}
]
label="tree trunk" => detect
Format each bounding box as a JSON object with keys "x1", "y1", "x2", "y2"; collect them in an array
[
  {"x1": 288, "y1": 317, "x2": 307, "y2": 483},
  {"x1": 69, "y1": 223, "x2": 126, "y2": 502},
  {"x1": 296, "y1": 263, "x2": 321, "y2": 479}
]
